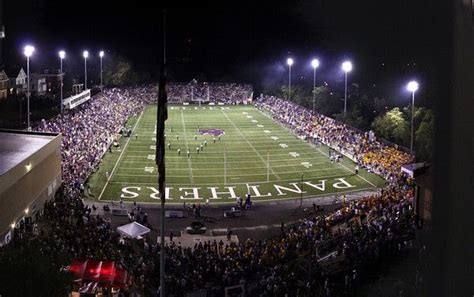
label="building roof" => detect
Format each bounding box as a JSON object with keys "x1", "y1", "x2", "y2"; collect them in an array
[
  {"x1": 0, "y1": 70, "x2": 8, "y2": 81},
  {"x1": 0, "y1": 130, "x2": 58, "y2": 176}
]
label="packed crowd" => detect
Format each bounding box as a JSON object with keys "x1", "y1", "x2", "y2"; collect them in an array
[
  {"x1": 254, "y1": 95, "x2": 414, "y2": 177},
  {"x1": 165, "y1": 82, "x2": 252, "y2": 104},
  {"x1": 35, "y1": 87, "x2": 155, "y2": 197},
  {"x1": 3, "y1": 87, "x2": 418, "y2": 296}
]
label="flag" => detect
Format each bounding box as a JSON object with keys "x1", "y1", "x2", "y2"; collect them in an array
[{"x1": 156, "y1": 16, "x2": 168, "y2": 202}]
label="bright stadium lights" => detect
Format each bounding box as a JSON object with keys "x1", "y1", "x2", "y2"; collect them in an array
[
  {"x1": 342, "y1": 61, "x2": 352, "y2": 73},
  {"x1": 99, "y1": 51, "x2": 104, "y2": 91},
  {"x1": 311, "y1": 59, "x2": 320, "y2": 114},
  {"x1": 59, "y1": 51, "x2": 66, "y2": 113},
  {"x1": 23, "y1": 45, "x2": 35, "y2": 130},
  {"x1": 407, "y1": 80, "x2": 419, "y2": 92},
  {"x1": 406, "y1": 80, "x2": 419, "y2": 155},
  {"x1": 287, "y1": 58, "x2": 293, "y2": 100},
  {"x1": 24, "y1": 45, "x2": 35, "y2": 57},
  {"x1": 342, "y1": 60, "x2": 352, "y2": 117},
  {"x1": 83, "y1": 51, "x2": 89, "y2": 89}
]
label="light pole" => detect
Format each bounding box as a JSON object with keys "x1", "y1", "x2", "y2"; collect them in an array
[
  {"x1": 311, "y1": 59, "x2": 320, "y2": 114},
  {"x1": 287, "y1": 58, "x2": 293, "y2": 101},
  {"x1": 59, "y1": 50, "x2": 65, "y2": 113},
  {"x1": 99, "y1": 51, "x2": 104, "y2": 91},
  {"x1": 407, "y1": 81, "x2": 419, "y2": 155},
  {"x1": 83, "y1": 51, "x2": 89, "y2": 90},
  {"x1": 24, "y1": 45, "x2": 34, "y2": 131},
  {"x1": 342, "y1": 61, "x2": 352, "y2": 117}
]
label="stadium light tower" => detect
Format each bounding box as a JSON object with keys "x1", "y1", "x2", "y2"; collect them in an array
[
  {"x1": 287, "y1": 58, "x2": 294, "y2": 100},
  {"x1": 83, "y1": 50, "x2": 89, "y2": 89},
  {"x1": 342, "y1": 61, "x2": 352, "y2": 117},
  {"x1": 311, "y1": 59, "x2": 320, "y2": 114},
  {"x1": 59, "y1": 50, "x2": 65, "y2": 113},
  {"x1": 99, "y1": 51, "x2": 104, "y2": 91},
  {"x1": 24, "y1": 45, "x2": 35, "y2": 130},
  {"x1": 407, "y1": 80, "x2": 419, "y2": 155}
]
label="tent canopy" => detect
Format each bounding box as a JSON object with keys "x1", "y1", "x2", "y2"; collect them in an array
[{"x1": 117, "y1": 222, "x2": 150, "y2": 239}]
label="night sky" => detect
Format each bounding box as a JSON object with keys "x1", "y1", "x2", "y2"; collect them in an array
[{"x1": 4, "y1": 0, "x2": 443, "y2": 103}]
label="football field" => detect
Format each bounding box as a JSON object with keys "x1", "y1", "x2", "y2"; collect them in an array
[{"x1": 88, "y1": 105, "x2": 385, "y2": 204}]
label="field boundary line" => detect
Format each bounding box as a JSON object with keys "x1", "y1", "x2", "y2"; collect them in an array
[
  {"x1": 256, "y1": 106, "x2": 378, "y2": 188},
  {"x1": 98, "y1": 110, "x2": 144, "y2": 200},
  {"x1": 96, "y1": 186, "x2": 377, "y2": 205},
  {"x1": 315, "y1": 146, "x2": 377, "y2": 187}
]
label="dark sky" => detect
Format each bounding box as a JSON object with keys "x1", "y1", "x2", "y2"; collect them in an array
[{"x1": 3, "y1": 0, "x2": 443, "y2": 101}]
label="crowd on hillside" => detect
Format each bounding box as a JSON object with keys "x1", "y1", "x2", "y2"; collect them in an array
[
  {"x1": 254, "y1": 95, "x2": 414, "y2": 177},
  {"x1": 3, "y1": 87, "x2": 419, "y2": 296},
  {"x1": 165, "y1": 82, "x2": 252, "y2": 104}
]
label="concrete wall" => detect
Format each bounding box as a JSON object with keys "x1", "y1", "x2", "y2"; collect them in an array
[{"x1": 0, "y1": 134, "x2": 61, "y2": 242}]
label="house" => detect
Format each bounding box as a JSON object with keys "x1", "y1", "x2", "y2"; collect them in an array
[
  {"x1": 10, "y1": 67, "x2": 27, "y2": 95},
  {"x1": 0, "y1": 69, "x2": 9, "y2": 99},
  {"x1": 30, "y1": 73, "x2": 47, "y2": 95},
  {"x1": 42, "y1": 69, "x2": 64, "y2": 93}
]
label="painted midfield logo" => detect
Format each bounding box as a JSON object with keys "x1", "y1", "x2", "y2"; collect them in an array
[{"x1": 198, "y1": 128, "x2": 225, "y2": 137}]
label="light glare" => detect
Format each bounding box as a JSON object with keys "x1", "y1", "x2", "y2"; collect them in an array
[
  {"x1": 342, "y1": 61, "x2": 352, "y2": 72},
  {"x1": 407, "y1": 81, "x2": 419, "y2": 92},
  {"x1": 24, "y1": 45, "x2": 35, "y2": 57},
  {"x1": 287, "y1": 58, "x2": 294, "y2": 66},
  {"x1": 311, "y1": 59, "x2": 320, "y2": 69},
  {"x1": 83, "y1": 51, "x2": 89, "y2": 58},
  {"x1": 99, "y1": 51, "x2": 104, "y2": 57},
  {"x1": 59, "y1": 50, "x2": 66, "y2": 59}
]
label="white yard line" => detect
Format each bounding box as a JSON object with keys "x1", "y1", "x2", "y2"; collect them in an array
[
  {"x1": 221, "y1": 109, "x2": 281, "y2": 180},
  {"x1": 114, "y1": 166, "x2": 344, "y2": 178},
  {"x1": 98, "y1": 111, "x2": 145, "y2": 200},
  {"x1": 181, "y1": 109, "x2": 195, "y2": 184}
]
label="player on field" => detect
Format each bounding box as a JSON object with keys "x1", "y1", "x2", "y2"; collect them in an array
[
  {"x1": 213, "y1": 137, "x2": 216, "y2": 144},
  {"x1": 200, "y1": 144, "x2": 203, "y2": 151},
  {"x1": 176, "y1": 134, "x2": 179, "y2": 140},
  {"x1": 194, "y1": 135, "x2": 198, "y2": 140},
  {"x1": 355, "y1": 164, "x2": 359, "y2": 174},
  {"x1": 187, "y1": 150, "x2": 190, "y2": 158},
  {"x1": 178, "y1": 148, "x2": 181, "y2": 155},
  {"x1": 168, "y1": 143, "x2": 171, "y2": 149},
  {"x1": 204, "y1": 140, "x2": 207, "y2": 147},
  {"x1": 196, "y1": 147, "x2": 200, "y2": 154}
]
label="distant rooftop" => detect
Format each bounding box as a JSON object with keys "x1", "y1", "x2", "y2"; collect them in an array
[{"x1": 0, "y1": 130, "x2": 58, "y2": 176}]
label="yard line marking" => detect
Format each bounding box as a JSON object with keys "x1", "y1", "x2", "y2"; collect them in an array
[
  {"x1": 116, "y1": 162, "x2": 330, "y2": 171},
  {"x1": 221, "y1": 109, "x2": 281, "y2": 180},
  {"x1": 98, "y1": 110, "x2": 144, "y2": 200},
  {"x1": 181, "y1": 109, "x2": 195, "y2": 183}
]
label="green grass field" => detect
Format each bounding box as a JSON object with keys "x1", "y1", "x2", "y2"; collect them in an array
[{"x1": 87, "y1": 105, "x2": 385, "y2": 204}]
